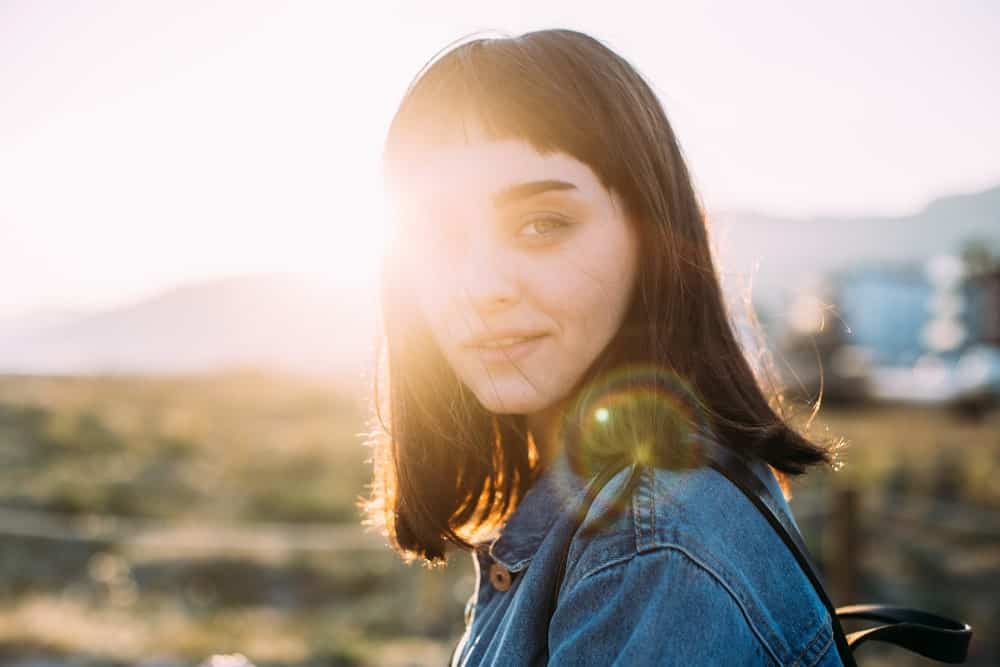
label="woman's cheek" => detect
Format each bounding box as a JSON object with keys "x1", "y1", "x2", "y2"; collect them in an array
[{"x1": 414, "y1": 289, "x2": 455, "y2": 355}]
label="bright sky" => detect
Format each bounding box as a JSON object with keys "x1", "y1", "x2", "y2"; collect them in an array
[{"x1": 2, "y1": 0, "x2": 998, "y2": 319}]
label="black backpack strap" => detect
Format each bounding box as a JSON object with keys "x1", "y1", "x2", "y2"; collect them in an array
[
  {"x1": 702, "y1": 442, "x2": 859, "y2": 666},
  {"x1": 836, "y1": 604, "x2": 974, "y2": 662},
  {"x1": 702, "y1": 442, "x2": 972, "y2": 665}
]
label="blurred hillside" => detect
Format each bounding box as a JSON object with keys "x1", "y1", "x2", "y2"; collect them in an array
[
  {"x1": 2, "y1": 184, "x2": 998, "y2": 382},
  {"x1": 710, "y1": 183, "x2": 1000, "y2": 316},
  {"x1": 0, "y1": 273, "x2": 377, "y2": 387}
]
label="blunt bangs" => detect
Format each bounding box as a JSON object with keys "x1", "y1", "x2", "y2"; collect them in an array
[{"x1": 382, "y1": 34, "x2": 633, "y2": 205}]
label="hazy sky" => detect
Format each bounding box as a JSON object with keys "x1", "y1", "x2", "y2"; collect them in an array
[{"x1": 2, "y1": 0, "x2": 998, "y2": 318}]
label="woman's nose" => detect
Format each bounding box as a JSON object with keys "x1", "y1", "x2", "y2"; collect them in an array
[{"x1": 458, "y1": 237, "x2": 520, "y2": 316}]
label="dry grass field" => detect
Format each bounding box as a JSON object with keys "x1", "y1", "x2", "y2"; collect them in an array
[{"x1": 0, "y1": 372, "x2": 995, "y2": 666}]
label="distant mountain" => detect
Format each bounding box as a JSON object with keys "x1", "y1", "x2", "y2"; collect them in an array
[
  {"x1": 709, "y1": 183, "x2": 1000, "y2": 317},
  {"x1": 1, "y1": 184, "x2": 997, "y2": 379},
  {"x1": 0, "y1": 272, "x2": 378, "y2": 386},
  {"x1": 0, "y1": 306, "x2": 89, "y2": 339}
]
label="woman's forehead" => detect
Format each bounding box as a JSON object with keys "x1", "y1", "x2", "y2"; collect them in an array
[{"x1": 386, "y1": 136, "x2": 602, "y2": 212}]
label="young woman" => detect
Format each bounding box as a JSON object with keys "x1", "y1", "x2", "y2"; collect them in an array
[{"x1": 361, "y1": 28, "x2": 845, "y2": 666}]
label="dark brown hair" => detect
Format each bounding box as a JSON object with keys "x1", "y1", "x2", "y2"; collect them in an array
[{"x1": 359, "y1": 28, "x2": 844, "y2": 566}]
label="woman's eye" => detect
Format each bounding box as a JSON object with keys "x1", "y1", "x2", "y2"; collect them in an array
[{"x1": 518, "y1": 216, "x2": 570, "y2": 239}]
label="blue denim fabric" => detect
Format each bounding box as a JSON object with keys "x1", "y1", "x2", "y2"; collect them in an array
[{"x1": 449, "y1": 433, "x2": 843, "y2": 666}]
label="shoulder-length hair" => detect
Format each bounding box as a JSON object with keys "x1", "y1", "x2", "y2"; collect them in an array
[{"x1": 360, "y1": 28, "x2": 844, "y2": 566}]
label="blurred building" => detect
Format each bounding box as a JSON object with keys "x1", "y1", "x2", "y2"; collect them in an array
[
  {"x1": 834, "y1": 263, "x2": 934, "y2": 366},
  {"x1": 776, "y1": 254, "x2": 1000, "y2": 406},
  {"x1": 966, "y1": 266, "x2": 1000, "y2": 344}
]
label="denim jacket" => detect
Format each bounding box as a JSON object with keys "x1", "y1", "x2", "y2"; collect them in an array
[{"x1": 449, "y1": 433, "x2": 842, "y2": 666}]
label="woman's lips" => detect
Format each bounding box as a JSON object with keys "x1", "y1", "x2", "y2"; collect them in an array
[{"x1": 469, "y1": 334, "x2": 548, "y2": 364}]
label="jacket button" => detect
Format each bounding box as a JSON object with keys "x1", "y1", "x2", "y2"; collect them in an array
[{"x1": 489, "y1": 562, "x2": 512, "y2": 591}]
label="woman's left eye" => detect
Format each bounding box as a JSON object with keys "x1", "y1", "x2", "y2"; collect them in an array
[{"x1": 518, "y1": 216, "x2": 570, "y2": 239}]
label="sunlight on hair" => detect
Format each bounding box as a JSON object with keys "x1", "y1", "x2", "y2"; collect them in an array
[{"x1": 378, "y1": 180, "x2": 399, "y2": 255}]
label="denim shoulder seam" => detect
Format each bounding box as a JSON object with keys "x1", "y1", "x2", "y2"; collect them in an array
[
  {"x1": 791, "y1": 614, "x2": 835, "y2": 667},
  {"x1": 569, "y1": 543, "x2": 783, "y2": 666},
  {"x1": 639, "y1": 461, "x2": 802, "y2": 663},
  {"x1": 572, "y1": 550, "x2": 637, "y2": 585}
]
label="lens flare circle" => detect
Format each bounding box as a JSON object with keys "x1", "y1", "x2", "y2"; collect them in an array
[{"x1": 554, "y1": 362, "x2": 712, "y2": 536}]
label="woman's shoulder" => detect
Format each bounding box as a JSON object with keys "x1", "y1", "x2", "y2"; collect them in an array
[
  {"x1": 561, "y1": 452, "x2": 836, "y2": 666},
  {"x1": 566, "y1": 448, "x2": 797, "y2": 576}
]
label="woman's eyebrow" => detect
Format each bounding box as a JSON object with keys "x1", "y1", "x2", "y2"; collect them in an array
[{"x1": 492, "y1": 179, "x2": 578, "y2": 208}]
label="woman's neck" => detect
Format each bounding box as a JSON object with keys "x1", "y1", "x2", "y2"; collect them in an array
[{"x1": 527, "y1": 395, "x2": 572, "y2": 472}]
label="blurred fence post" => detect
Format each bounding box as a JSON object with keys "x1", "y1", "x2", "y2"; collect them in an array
[{"x1": 827, "y1": 484, "x2": 861, "y2": 605}]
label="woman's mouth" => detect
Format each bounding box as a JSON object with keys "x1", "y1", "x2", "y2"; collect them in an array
[{"x1": 468, "y1": 334, "x2": 548, "y2": 363}]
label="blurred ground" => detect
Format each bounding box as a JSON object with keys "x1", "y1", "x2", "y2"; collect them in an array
[{"x1": 0, "y1": 372, "x2": 995, "y2": 666}]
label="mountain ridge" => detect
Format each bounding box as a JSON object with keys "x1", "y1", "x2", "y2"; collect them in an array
[{"x1": 3, "y1": 183, "x2": 997, "y2": 377}]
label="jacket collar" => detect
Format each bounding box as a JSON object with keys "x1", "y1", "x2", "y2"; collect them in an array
[
  {"x1": 483, "y1": 430, "x2": 789, "y2": 573},
  {"x1": 486, "y1": 444, "x2": 595, "y2": 573}
]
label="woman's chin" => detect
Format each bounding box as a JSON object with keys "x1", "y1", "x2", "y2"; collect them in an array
[{"x1": 474, "y1": 391, "x2": 550, "y2": 416}]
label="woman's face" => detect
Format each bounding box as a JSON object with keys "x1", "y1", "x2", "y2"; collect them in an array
[{"x1": 389, "y1": 124, "x2": 640, "y2": 419}]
